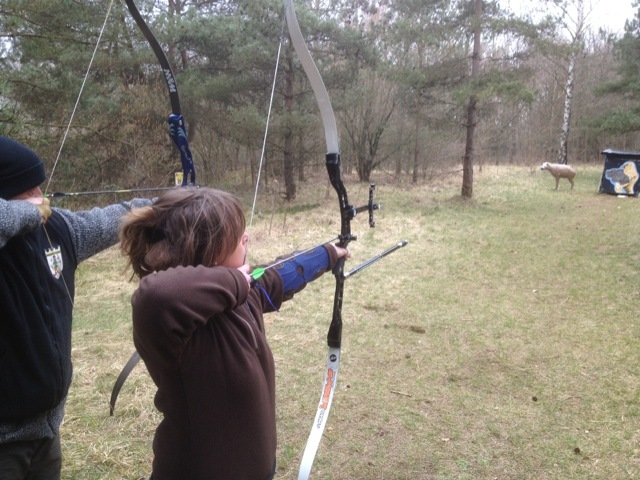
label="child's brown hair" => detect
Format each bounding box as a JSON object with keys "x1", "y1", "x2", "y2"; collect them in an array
[{"x1": 120, "y1": 187, "x2": 245, "y2": 278}]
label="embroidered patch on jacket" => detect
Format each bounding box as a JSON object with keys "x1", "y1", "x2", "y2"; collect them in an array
[{"x1": 45, "y1": 246, "x2": 64, "y2": 279}]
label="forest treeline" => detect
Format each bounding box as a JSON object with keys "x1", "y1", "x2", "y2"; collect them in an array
[{"x1": 1, "y1": 0, "x2": 639, "y2": 199}]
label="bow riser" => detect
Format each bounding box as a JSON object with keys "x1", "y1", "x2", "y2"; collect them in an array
[
  {"x1": 327, "y1": 276, "x2": 344, "y2": 348},
  {"x1": 168, "y1": 114, "x2": 195, "y2": 185},
  {"x1": 326, "y1": 153, "x2": 356, "y2": 247},
  {"x1": 326, "y1": 152, "x2": 351, "y2": 349}
]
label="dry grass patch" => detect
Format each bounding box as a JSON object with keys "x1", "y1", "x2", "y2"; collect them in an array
[{"x1": 63, "y1": 165, "x2": 640, "y2": 479}]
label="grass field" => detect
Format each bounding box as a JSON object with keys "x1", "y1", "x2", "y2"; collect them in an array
[{"x1": 62, "y1": 164, "x2": 640, "y2": 479}]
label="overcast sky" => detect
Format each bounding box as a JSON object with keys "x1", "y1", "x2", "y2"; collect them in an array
[
  {"x1": 500, "y1": 0, "x2": 637, "y2": 34},
  {"x1": 587, "y1": 0, "x2": 636, "y2": 31}
]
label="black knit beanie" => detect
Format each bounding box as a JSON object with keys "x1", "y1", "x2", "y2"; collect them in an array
[{"x1": 0, "y1": 136, "x2": 47, "y2": 199}]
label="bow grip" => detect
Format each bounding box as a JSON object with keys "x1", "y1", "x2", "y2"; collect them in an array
[{"x1": 168, "y1": 114, "x2": 196, "y2": 186}]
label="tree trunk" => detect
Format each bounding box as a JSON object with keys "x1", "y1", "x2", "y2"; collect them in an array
[
  {"x1": 412, "y1": 115, "x2": 420, "y2": 184},
  {"x1": 298, "y1": 137, "x2": 305, "y2": 182},
  {"x1": 556, "y1": 0, "x2": 585, "y2": 165},
  {"x1": 396, "y1": 116, "x2": 404, "y2": 176},
  {"x1": 462, "y1": 0, "x2": 482, "y2": 199},
  {"x1": 283, "y1": 44, "x2": 296, "y2": 200},
  {"x1": 557, "y1": 47, "x2": 577, "y2": 165}
]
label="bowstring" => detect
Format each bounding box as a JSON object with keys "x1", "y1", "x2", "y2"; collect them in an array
[
  {"x1": 248, "y1": 15, "x2": 286, "y2": 229},
  {"x1": 43, "y1": 0, "x2": 115, "y2": 307},
  {"x1": 44, "y1": 0, "x2": 116, "y2": 196}
]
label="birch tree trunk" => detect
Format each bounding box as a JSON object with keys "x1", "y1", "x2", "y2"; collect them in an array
[
  {"x1": 556, "y1": 0, "x2": 585, "y2": 165},
  {"x1": 557, "y1": 51, "x2": 576, "y2": 165}
]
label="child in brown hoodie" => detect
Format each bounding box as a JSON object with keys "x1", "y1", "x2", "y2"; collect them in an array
[{"x1": 119, "y1": 187, "x2": 348, "y2": 480}]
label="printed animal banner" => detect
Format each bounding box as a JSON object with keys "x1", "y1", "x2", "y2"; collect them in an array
[{"x1": 599, "y1": 149, "x2": 640, "y2": 196}]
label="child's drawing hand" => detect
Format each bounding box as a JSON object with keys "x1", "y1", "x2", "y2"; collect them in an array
[{"x1": 237, "y1": 263, "x2": 252, "y2": 287}]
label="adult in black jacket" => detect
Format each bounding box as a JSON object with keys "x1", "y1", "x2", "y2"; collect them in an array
[{"x1": 0, "y1": 136, "x2": 151, "y2": 479}]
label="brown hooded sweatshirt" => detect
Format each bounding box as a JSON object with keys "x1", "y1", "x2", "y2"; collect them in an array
[{"x1": 131, "y1": 246, "x2": 337, "y2": 480}]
